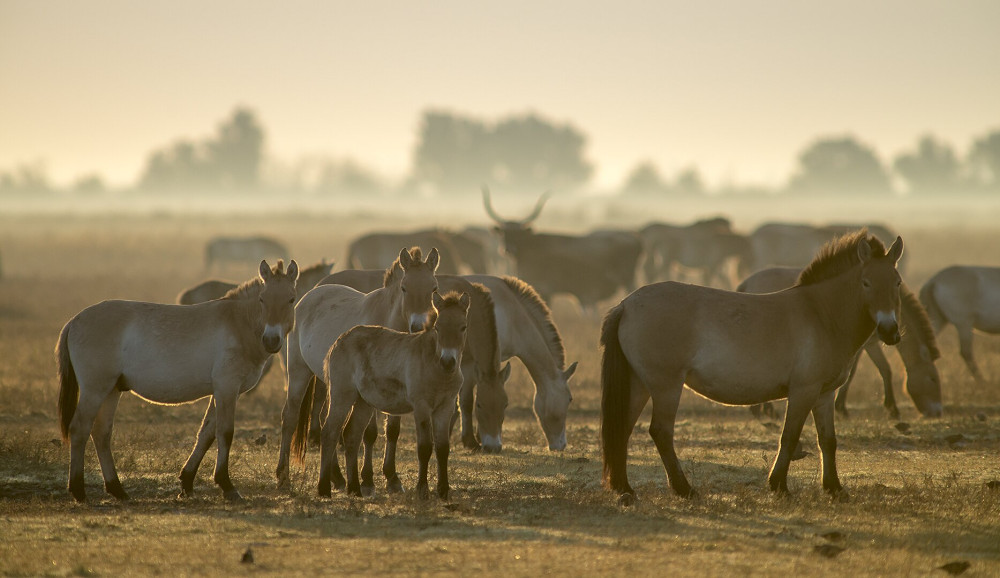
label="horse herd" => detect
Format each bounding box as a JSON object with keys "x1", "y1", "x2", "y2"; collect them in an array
[{"x1": 53, "y1": 194, "x2": 1000, "y2": 506}]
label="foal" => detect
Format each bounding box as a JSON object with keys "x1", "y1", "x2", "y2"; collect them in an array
[{"x1": 319, "y1": 291, "x2": 471, "y2": 500}]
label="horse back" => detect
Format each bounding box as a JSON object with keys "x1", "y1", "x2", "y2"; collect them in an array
[{"x1": 926, "y1": 266, "x2": 1000, "y2": 332}]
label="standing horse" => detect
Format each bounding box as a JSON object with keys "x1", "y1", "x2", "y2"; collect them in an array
[
  {"x1": 601, "y1": 231, "x2": 903, "y2": 503},
  {"x1": 920, "y1": 265, "x2": 1000, "y2": 384},
  {"x1": 738, "y1": 266, "x2": 942, "y2": 419},
  {"x1": 320, "y1": 291, "x2": 471, "y2": 500},
  {"x1": 56, "y1": 260, "x2": 298, "y2": 502}
]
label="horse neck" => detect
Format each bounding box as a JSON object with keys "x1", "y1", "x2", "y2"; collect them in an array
[
  {"x1": 803, "y1": 271, "x2": 876, "y2": 355},
  {"x1": 224, "y1": 297, "x2": 268, "y2": 361},
  {"x1": 364, "y1": 285, "x2": 408, "y2": 331}
]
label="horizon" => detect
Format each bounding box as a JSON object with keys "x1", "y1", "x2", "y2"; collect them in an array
[{"x1": 2, "y1": 1, "x2": 999, "y2": 189}]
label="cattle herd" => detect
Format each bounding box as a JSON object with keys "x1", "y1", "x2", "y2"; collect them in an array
[{"x1": 53, "y1": 191, "x2": 999, "y2": 505}]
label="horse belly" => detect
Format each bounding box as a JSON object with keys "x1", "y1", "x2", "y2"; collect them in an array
[
  {"x1": 118, "y1": 335, "x2": 220, "y2": 404},
  {"x1": 359, "y1": 377, "x2": 413, "y2": 415}
]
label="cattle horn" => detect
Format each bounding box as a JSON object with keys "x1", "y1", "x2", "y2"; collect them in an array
[
  {"x1": 522, "y1": 191, "x2": 551, "y2": 225},
  {"x1": 482, "y1": 186, "x2": 506, "y2": 224}
]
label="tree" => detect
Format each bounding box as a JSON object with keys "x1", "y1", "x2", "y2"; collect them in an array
[
  {"x1": 621, "y1": 161, "x2": 669, "y2": 195},
  {"x1": 411, "y1": 109, "x2": 593, "y2": 195},
  {"x1": 0, "y1": 162, "x2": 53, "y2": 196},
  {"x1": 893, "y1": 135, "x2": 960, "y2": 195},
  {"x1": 967, "y1": 129, "x2": 1000, "y2": 192},
  {"x1": 787, "y1": 136, "x2": 892, "y2": 196},
  {"x1": 138, "y1": 107, "x2": 266, "y2": 192}
]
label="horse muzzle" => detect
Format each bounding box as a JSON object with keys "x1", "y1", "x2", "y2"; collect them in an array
[
  {"x1": 262, "y1": 326, "x2": 284, "y2": 354},
  {"x1": 920, "y1": 402, "x2": 944, "y2": 418},
  {"x1": 409, "y1": 313, "x2": 430, "y2": 333},
  {"x1": 480, "y1": 433, "x2": 502, "y2": 454},
  {"x1": 547, "y1": 429, "x2": 567, "y2": 451},
  {"x1": 875, "y1": 312, "x2": 900, "y2": 345}
]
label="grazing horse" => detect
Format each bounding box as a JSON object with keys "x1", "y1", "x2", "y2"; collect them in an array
[
  {"x1": 320, "y1": 291, "x2": 471, "y2": 500},
  {"x1": 920, "y1": 265, "x2": 1000, "y2": 384},
  {"x1": 204, "y1": 236, "x2": 288, "y2": 271},
  {"x1": 308, "y1": 269, "x2": 509, "y2": 455},
  {"x1": 601, "y1": 231, "x2": 903, "y2": 503},
  {"x1": 56, "y1": 260, "x2": 299, "y2": 502},
  {"x1": 739, "y1": 266, "x2": 943, "y2": 419}
]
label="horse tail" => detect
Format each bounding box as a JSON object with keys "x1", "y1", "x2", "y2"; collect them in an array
[
  {"x1": 919, "y1": 280, "x2": 946, "y2": 332},
  {"x1": 600, "y1": 303, "x2": 634, "y2": 498},
  {"x1": 291, "y1": 376, "x2": 316, "y2": 465},
  {"x1": 56, "y1": 322, "x2": 78, "y2": 444}
]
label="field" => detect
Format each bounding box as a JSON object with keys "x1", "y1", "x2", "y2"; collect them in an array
[{"x1": 2, "y1": 198, "x2": 999, "y2": 576}]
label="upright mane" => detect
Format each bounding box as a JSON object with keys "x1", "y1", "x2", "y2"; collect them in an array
[
  {"x1": 500, "y1": 276, "x2": 566, "y2": 368},
  {"x1": 383, "y1": 247, "x2": 424, "y2": 288},
  {"x1": 901, "y1": 283, "x2": 941, "y2": 360},
  {"x1": 222, "y1": 260, "x2": 289, "y2": 300},
  {"x1": 796, "y1": 229, "x2": 886, "y2": 287}
]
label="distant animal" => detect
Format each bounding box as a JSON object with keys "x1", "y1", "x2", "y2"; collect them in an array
[
  {"x1": 920, "y1": 265, "x2": 1000, "y2": 384},
  {"x1": 640, "y1": 217, "x2": 750, "y2": 288},
  {"x1": 56, "y1": 260, "x2": 299, "y2": 502},
  {"x1": 317, "y1": 270, "x2": 577, "y2": 454},
  {"x1": 319, "y1": 291, "x2": 471, "y2": 500},
  {"x1": 739, "y1": 266, "x2": 943, "y2": 419},
  {"x1": 461, "y1": 226, "x2": 510, "y2": 275},
  {"x1": 748, "y1": 222, "x2": 901, "y2": 274},
  {"x1": 177, "y1": 260, "x2": 333, "y2": 305},
  {"x1": 483, "y1": 187, "x2": 642, "y2": 311},
  {"x1": 347, "y1": 229, "x2": 486, "y2": 275},
  {"x1": 205, "y1": 236, "x2": 288, "y2": 271},
  {"x1": 601, "y1": 231, "x2": 903, "y2": 503}
]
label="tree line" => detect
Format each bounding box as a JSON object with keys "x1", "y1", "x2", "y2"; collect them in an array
[{"x1": 2, "y1": 106, "x2": 999, "y2": 197}]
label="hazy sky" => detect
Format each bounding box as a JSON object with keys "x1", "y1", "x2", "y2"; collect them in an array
[{"x1": 2, "y1": 1, "x2": 998, "y2": 189}]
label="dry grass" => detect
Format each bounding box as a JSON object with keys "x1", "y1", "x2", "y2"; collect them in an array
[{"x1": 1, "y1": 210, "x2": 999, "y2": 577}]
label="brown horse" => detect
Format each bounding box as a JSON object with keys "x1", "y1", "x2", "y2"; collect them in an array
[
  {"x1": 319, "y1": 291, "x2": 471, "y2": 500},
  {"x1": 56, "y1": 260, "x2": 299, "y2": 502},
  {"x1": 739, "y1": 266, "x2": 942, "y2": 419},
  {"x1": 601, "y1": 231, "x2": 903, "y2": 504}
]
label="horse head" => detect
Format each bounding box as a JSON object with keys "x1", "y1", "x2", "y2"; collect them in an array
[
  {"x1": 535, "y1": 361, "x2": 577, "y2": 451},
  {"x1": 858, "y1": 235, "x2": 904, "y2": 345},
  {"x1": 398, "y1": 247, "x2": 440, "y2": 333},
  {"x1": 430, "y1": 291, "x2": 471, "y2": 373},
  {"x1": 258, "y1": 259, "x2": 299, "y2": 353}
]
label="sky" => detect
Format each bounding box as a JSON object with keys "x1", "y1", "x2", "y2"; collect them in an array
[{"x1": 1, "y1": 1, "x2": 998, "y2": 189}]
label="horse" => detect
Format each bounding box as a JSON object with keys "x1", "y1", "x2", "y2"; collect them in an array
[
  {"x1": 319, "y1": 291, "x2": 471, "y2": 500},
  {"x1": 177, "y1": 259, "x2": 333, "y2": 305},
  {"x1": 204, "y1": 235, "x2": 288, "y2": 271},
  {"x1": 308, "y1": 268, "x2": 509, "y2": 455},
  {"x1": 920, "y1": 265, "x2": 1000, "y2": 384},
  {"x1": 748, "y1": 222, "x2": 902, "y2": 274},
  {"x1": 739, "y1": 266, "x2": 942, "y2": 419},
  {"x1": 316, "y1": 270, "x2": 577, "y2": 453},
  {"x1": 601, "y1": 231, "x2": 903, "y2": 504},
  {"x1": 56, "y1": 260, "x2": 299, "y2": 502},
  {"x1": 347, "y1": 229, "x2": 485, "y2": 275},
  {"x1": 639, "y1": 218, "x2": 750, "y2": 288}
]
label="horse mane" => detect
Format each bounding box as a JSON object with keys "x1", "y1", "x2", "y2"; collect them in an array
[
  {"x1": 465, "y1": 282, "x2": 500, "y2": 370},
  {"x1": 796, "y1": 229, "x2": 887, "y2": 287},
  {"x1": 222, "y1": 260, "x2": 285, "y2": 300},
  {"x1": 901, "y1": 282, "x2": 941, "y2": 360},
  {"x1": 435, "y1": 290, "x2": 467, "y2": 310},
  {"x1": 500, "y1": 276, "x2": 567, "y2": 368},
  {"x1": 383, "y1": 247, "x2": 424, "y2": 288}
]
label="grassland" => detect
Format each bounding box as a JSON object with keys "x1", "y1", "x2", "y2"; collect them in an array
[{"x1": 1, "y1": 204, "x2": 999, "y2": 577}]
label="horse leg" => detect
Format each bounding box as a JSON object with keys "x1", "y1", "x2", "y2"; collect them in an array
[
  {"x1": 212, "y1": 390, "x2": 243, "y2": 502},
  {"x1": 433, "y1": 402, "x2": 455, "y2": 500},
  {"x1": 342, "y1": 401, "x2": 374, "y2": 498},
  {"x1": 382, "y1": 414, "x2": 404, "y2": 493},
  {"x1": 834, "y1": 355, "x2": 862, "y2": 418},
  {"x1": 647, "y1": 378, "x2": 693, "y2": 497},
  {"x1": 90, "y1": 391, "x2": 128, "y2": 500},
  {"x1": 308, "y1": 382, "x2": 329, "y2": 448},
  {"x1": 318, "y1": 384, "x2": 356, "y2": 497},
  {"x1": 458, "y1": 372, "x2": 480, "y2": 450},
  {"x1": 866, "y1": 344, "x2": 899, "y2": 419},
  {"x1": 957, "y1": 326, "x2": 986, "y2": 384},
  {"x1": 67, "y1": 385, "x2": 114, "y2": 502},
  {"x1": 413, "y1": 405, "x2": 434, "y2": 500},
  {"x1": 180, "y1": 399, "x2": 217, "y2": 496},
  {"x1": 768, "y1": 390, "x2": 817, "y2": 494},
  {"x1": 359, "y1": 414, "x2": 378, "y2": 497},
  {"x1": 276, "y1": 350, "x2": 314, "y2": 490},
  {"x1": 812, "y1": 391, "x2": 846, "y2": 499}
]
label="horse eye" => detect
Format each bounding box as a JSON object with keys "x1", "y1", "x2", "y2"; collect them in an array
[
  {"x1": 401, "y1": 286, "x2": 407, "y2": 294},
  {"x1": 460, "y1": 325, "x2": 468, "y2": 332},
  {"x1": 862, "y1": 279, "x2": 872, "y2": 289},
  {"x1": 288, "y1": 297, "x2": 295, "y2": 304}
]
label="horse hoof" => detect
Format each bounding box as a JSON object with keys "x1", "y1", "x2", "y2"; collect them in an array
[
  {"x1": 617, "y1": 492, "x2": 635, "y2": 507},
  {"x1": 416, "y1": 485, "x2": 430, "y2": 501},
  {"x1": 462, "y1": 438, "x2": 481, "y2": 451},
  {"x1": 223, "y1": 489, "x2": 245, "y2": 503},
  {"x1": 386, "y1": 479, "x2": 404, "y2": 494},
  {"x1": 360, "y1": 485, "x2": 375, "y2": 498},
  {"x1": 437, "y1": 486, "x2": 449, "y2": 501},
  {"x1": 829, "y1": 489, "x2": 850, "y2": 503},
  {"x1": 69, "y1": 480, "x2": 86, "y2": 503},
  {"x1": 105, "y1": 479, "x2": 130, "y2": 501}
]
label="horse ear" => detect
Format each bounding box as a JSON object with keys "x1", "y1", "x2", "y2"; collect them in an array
[
  {"x1": 432, "y1": 291, "x2": 444, "y2": 310},
  {"x1": 459, "y1": 292, "x2": 471, "y2": 311},
  {"x1": 287, "y1": 260, "x2": 299, "y2": 282},
  {"x1": 887, "y1": 236, "x2": 904, "y2": 264},
  {"x1": 259, "y1": 260, "x2": 272, "y2": 281},
  {"x1": 857, "y1": 239, "x2": 872, "y2": 263},
  {"x1": 500, "y1": 361, "x2": 512, "y2": 382},
  {"x1": 426, "y1": 247, "x2": 440, "y2": 272},
  {"x1": 399, "y1": 247, "x2": 413, "y2": 270},
  {"x1": 563, "y1": 361, "x2": 579, "y2": 381}
]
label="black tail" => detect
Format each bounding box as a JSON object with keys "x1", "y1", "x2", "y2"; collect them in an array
[
  {"x1": 56, "y1": 322, "x2": 78, "y2": 443},
  {"x1": 291, "y1": 376, "x2": 316, "y2": 465},
  {"x1": 600, "y1": 303, "x2": 634, "y2": 498}
]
